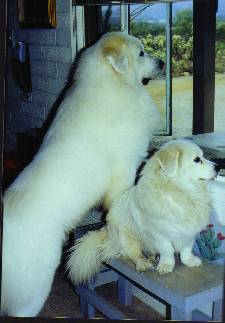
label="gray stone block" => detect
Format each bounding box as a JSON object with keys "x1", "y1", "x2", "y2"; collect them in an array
[
  {"x1": 46, "y1": 61, "x2": 58, "y2": 77},
  {"x1": 30, "y1": 45, "x2": 44, "y2": 60},
  {"x1": 31, "y1": 90, "x2": 57, "y2": 108},
  {"x1": 56, "y1": 0, "x2": 71, "y2": 14},
  {"x1": 28, "y1": 30, "x2": 56, "y2": 45},
  {"x1": 57, "y1": 13, "x2": 71, "y2": 29},
  {"x1": 44, "y1": 77, "x2": 66, "y2": 95},
  {"x1": 42, "y1": 46, "x2": 72, "y2": 62},
  {"x1": 30, "y1": 60, "x2": 47, "y2": 77},
  {"x1": 31, "y1": 60, "x2": 58, "y2": 78},
  {"x1": 56, "y1": 29, "x2": 71, "y2": 47},
  {"x1": 31, "y1": 75, "x2": 44, "y2": 91},
  {"x1": 56, "y1": 62, "x2": 71, "y2": 79},
  {"x1": 20, "y1": 101, "x2": 45, "y2": 120}
]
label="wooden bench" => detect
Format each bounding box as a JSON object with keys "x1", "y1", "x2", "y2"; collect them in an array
[{"x1": 74, "y1": 257, "x2": 224, "y2": 320}]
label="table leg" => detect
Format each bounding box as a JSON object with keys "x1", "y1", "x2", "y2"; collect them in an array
[
  {"x1": 212, "y1": 299, "x2": 223, "y2": 321},
  {"x1": 80, "y1": 295, "x2": 95, "y2": 318},
  {"x1": 117, "y1": 274, "x2": 133, "y2": 306},
  {"x1": 171, "y1": 306, "x2": 192, "y2": 321}
]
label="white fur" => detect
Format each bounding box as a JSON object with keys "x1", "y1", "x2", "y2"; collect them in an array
[
  {"x1": 68, "y1": 140, "x2": 217, "y2": 283},
  {"x1": 1, "y1": 32, "x2": 160, "y2": 316}
]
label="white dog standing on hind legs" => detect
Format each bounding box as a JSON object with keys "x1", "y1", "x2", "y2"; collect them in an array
[
  {"x1": 1, "y1": 32, "x2": 163, "y2": 316},
  {"x1": 67, "y1": 140, "x2": 219, "y2": 284}
]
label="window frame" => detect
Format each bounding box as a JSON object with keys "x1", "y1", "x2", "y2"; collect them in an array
[
  {"x1": 73, "y1": 0, "x2": 217, "y2": 136},
  {"x1": 74, "y1": 3, "x2": 173, "y2": 136}
]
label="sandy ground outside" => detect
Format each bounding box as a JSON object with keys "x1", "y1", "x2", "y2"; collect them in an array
[{"x1": 147, "y1": 73, "x2": 225, "y2": 137}]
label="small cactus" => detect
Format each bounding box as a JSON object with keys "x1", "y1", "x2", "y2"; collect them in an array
[
  {"x1": 207, "y1": 224, "x2": 215, "y2": 240},
  {"x1": 196, "y1": 238, "x2": 214, "y2": 259},
  {"x1": 196, "y1": 224, "x2": 225, "y2": 261}
]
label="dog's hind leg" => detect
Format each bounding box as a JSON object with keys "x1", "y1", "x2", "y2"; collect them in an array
[
  {"x1": 3, "y1": 280, "x2": 53, "y2": 317},
  {"x1": 119, "y1": 230, "x2": 154, "y2": 272},
  {"x1": 11, "y1": 299, "x2": 45, "y2": 317}
]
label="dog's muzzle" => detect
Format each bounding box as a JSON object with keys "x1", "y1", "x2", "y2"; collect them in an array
[
  {"x1": 142, "y1": 59, "x2": 165, "y2": 85},
  {"x1": 142, "y1": 78, "x2": 151, "y2": 85}
]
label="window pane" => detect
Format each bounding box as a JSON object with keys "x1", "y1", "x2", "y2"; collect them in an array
[
  {"x1": 215, "y1": 0, "x2": 225, "y2": 132},
  {"x1": 130, "y1": 4, "x2": 167, "y2": 134},
  {"x1": 101, "y1": 5, "x2": 121, "y2": 32},
  {"x1": 172, "y1": 0, "x2": 193, "y2": 136}
]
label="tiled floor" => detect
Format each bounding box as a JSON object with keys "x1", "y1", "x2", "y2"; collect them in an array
[{"x1": 39, "y1": 269, "x2": 164, "y2": 320}]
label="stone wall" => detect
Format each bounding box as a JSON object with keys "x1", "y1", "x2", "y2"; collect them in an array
[{"x1": 5, "y1": 0, "x2": 75, "y2": 151}]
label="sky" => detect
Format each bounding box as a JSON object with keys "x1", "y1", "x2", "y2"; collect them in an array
[
  {"x1": 109, "y1": 1, "x2": 225, "y2": 22},
  {"x1": 131, "y1": 1, "x2": 225, "y2": 21}
]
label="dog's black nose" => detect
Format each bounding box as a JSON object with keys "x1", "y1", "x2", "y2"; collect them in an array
[
  {"x1": 215, "y1": 164, "x2": 221, "y2": 174},
  {"x1": 155, "y1": 59, "x2": 165, "y2": 70}
]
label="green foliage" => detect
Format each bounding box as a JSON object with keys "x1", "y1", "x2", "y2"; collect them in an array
[
  {"x1": 173, "y1": 35, "x2": 193, "y2": 76},
  {"x1": 216, "y1": 21, "x2": 225, "y2": 42},
  {"x1": 140, "y1": 33, "x2": 193, "y2": 77},
  {"x1": 215, "y1": 21, "x2": 225, "y2": 73},
  {"x1": 215, "y1": 41, "x2": 225, "y2": 73},
  {"x1": 130, "y1": 8, "x2": 225, "y2": 77},
  {"x1": 130, "y1": 21, "x2": 165, "y2": 38},
  {"x1": 172, "y1": 9, "x2": 193, "y2": 41}
]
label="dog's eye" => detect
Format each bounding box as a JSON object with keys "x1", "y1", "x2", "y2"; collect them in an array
[
  {"x1": 139, "y1": 51, "x2": 145, "y2": 57},
  {"x1": 194, "y1": 157, "x2": 201, "y2": 163}
]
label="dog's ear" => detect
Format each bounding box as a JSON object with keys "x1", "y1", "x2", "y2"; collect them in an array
[
  {"x1": 102, "y1": 40, "x2": 128, "y2": 74},
  {"x1": 156, "y1": 150, "x2": 180, "y2": 177}
]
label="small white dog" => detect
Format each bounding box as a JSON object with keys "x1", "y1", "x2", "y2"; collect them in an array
[
  {"x1": 1, "y1": 32, "x2": 162, "y2": 316},
  {"x1": 67, "y1": 140, "x2": 218, "y2": 284}
]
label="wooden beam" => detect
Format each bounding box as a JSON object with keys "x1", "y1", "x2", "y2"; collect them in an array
[
  {"x1": 0, "y1": 0, "x2": 7, "y2": 307},
  {"x1": 84, "y1": 6, "x2": 102, "y2": 47},
  {"x1": 74, "y1": 1, "x2": 184, "y2": 4},
  {"x1": 193, "y1": 0, "x2": 217, "y2": 134}
]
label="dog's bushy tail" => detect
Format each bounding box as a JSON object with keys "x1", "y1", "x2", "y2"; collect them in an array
[{"x1": 67, "y1": 227, "x2": 115, "y2": 284}]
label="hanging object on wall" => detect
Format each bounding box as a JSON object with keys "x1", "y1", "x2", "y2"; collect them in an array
[
  {"x1": 18, "y1": 0, "x2": 57, "y2": 29},
  {"x1": 11, "y1": 41, "x2": 32, "y2": 101}
]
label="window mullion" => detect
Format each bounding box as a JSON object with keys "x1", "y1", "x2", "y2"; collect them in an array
[
  {"x1": 166, "y1": 2, "x2": 172, "y2": 135},
  {"x1": 120, "y1": 5, "x2": 129, "y2": 33},
  {"x1": 75, "y1": 6, "x2": 85, "y2": 52}
]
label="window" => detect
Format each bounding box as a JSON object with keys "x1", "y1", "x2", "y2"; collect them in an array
[
  {"x1": 129, "y1": 3, "x2": 172, "y2": 135},
  {"x1": 74, "y1": 1, "x2": 223, "y2": 137},
  {"x1": 74, "y1": 3, "x2": 172, "y2": 135},
  {"x1": 215, "y1": 0, "x2": 225, "y2": 132},
  {"x1": 171, "y1": 1, "x2": 193, "y2": 137},
  {"x1": 129, "y1": 1, "x2": 194, "y2": 136}
]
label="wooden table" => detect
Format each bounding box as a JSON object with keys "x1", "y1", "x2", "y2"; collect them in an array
[{"x1": 75, "y1": 258, "x2": 224, "y2": 320}]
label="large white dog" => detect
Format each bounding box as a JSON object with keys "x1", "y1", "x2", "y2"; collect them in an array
[
  {"x1": 1, "y1": 32, "x2": 162, "y2": 316},
  {"x1": 67, "y1": 140, "x2": 218, "y2": 283}
]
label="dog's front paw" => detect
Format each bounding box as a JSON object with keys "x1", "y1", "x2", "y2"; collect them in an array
[
  {"x1": 182, "y1": 254, "x2": 202, "y2": 268},
  {"x1": 156, "y1": 260, "x2": 175, "y2": 275},
  {"x1": 135, "y1": 258, "x2": 154, "y2": 272}
]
